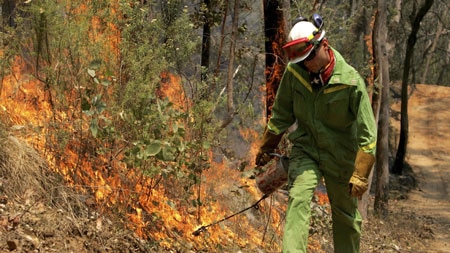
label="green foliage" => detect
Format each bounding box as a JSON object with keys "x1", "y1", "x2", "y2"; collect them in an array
[
  {"x1": 121, "y1": 98, "x2": 188, "y2": 166},
  {"x1": 190, "y1": 0, "x2": 226, "y2": 29},
  {"x1": 0, "y1": 0, "x2": 217, "y2": 198},
  {"x1": 116, "y1": 3, "x2": 203, "y2": 179}
]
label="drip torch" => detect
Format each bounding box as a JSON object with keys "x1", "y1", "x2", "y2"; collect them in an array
[{"x1": 192, "y1": 153, "x2": 289, "y2": 236}]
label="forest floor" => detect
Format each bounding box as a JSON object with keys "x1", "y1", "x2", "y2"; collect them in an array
[
  {"x1": 388, "y1": 84, "x2": 449, "y2": 252},
  {"x1": 0, "y1": 83, "x2": 449, "y2": 252},
  {"x1": 358, "y1": 84, "x2": 450, "y2": 253}
]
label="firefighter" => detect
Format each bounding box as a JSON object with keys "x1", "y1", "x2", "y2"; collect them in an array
[{"x1": 255, "y1": 14, "x2": 377, "y2": 253}]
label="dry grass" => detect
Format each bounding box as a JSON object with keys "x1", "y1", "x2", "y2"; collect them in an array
[
  {"x1": 0, "y1": 136, "x2": 60, "y2": 199},
  {"x1": 0, "y1": 135, "x2": 86, "y2": 214},
  {"x1": 0, "y1": 135, "x2": 152, "y2": 252}
]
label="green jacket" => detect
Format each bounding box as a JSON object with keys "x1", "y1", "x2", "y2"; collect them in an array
[{"x1": 267, "y1": 48, "x2": 377, "y2": 174}]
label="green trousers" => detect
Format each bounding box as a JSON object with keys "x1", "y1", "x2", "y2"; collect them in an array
[{"x1": 282, "y1": 155, "x2": 362, "y2": 253}]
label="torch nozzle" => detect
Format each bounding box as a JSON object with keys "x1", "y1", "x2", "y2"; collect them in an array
[{"x1": 192, "y1": 226, "x2": 206, "y2": 236}]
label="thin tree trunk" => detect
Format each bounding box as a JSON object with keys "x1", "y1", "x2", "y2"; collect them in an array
[
  {"x1": 214, "y1": 1, "x2": 229, "y2": 78},
  {"x1": 350, "y1": 0, "x2": 360, "y2": 15},
  {"x1": 374, "y1": 0, "x2": 390, "y2": 217},
  {"x1": 225, "y1": 0, "x2": 239, "y2": 117},
  {"x1": 1, "y1": 0, "x2": 17, "y2": 28},
  {"x1": 393, "y1": 0, "x2": 402, "y2": 23},
  {"x1": 392, "y1": 0, "x2": 434, "y2": 174},
  {"x1": 200, "y1": 0, "x2": 211, "y2": 83},
  {"x1": 420, "y1": 7, "x2": 447, "y2": 84},
  {"x1": 436, "y1": 41, "x2": 450, "y2": 84},
  {"x1": 358, "y1": 9, "x2": 377, "y2": 219}
]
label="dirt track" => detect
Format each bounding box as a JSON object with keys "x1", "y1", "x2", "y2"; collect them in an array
[{"x1": 394, "y1": 84, "x2": 450, "y2": 252}]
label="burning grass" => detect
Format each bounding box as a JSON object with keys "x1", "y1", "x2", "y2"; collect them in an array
[
  {"x1": 0, "y1": 135, "x2": 158, "y2": 252},
  {"x1": 0, "y1": 59, "x2": 286, "y2": 251}
]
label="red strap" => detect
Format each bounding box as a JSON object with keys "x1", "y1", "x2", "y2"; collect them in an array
[{"x1": 321, "y1": 49, "x2": 335, "y2": 84}]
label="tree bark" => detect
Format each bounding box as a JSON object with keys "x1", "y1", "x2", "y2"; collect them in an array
[
  {"x1": 373, "y1": 0, "x2": 390, "y2": 217},
  {"x1": 392, "y1": 0, "x2": 402, "y2": 23},
  {"x1": 420, "y1": 7, "x2": 447, "y2": 84},
  {"x1": 214, "y1": 0, "x2": 229, "y2": 80},
  {"x1": 263, "y1": 0, "x2": 287, "y2": 120},
  {"x1": 437, "y1": 41, "x2": 450, "y2": 85},
  {"x1": 1, "y1": 0, "x2": 17, "y2": 28},
  {"x1": 392, "y1": 0, "x2": 434, "y2": 174},
  {"x1": 200, "y1": 0, "x2": 212, "y2": 83},
  {"x1": 225, "y1": 0, "x2": 239, "y2": 115},
  {"x1": 358, "y1": 9, "x2": 377, "y2": 219}
]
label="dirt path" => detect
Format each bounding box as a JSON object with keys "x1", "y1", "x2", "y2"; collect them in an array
[{"x1": 395, "y1": 84, "x2": 450, "y2": 252}]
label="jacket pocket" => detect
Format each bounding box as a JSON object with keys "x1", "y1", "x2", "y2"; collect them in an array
[{"x1": 321, "y1": 92, "x2": 354, "y2": 130}]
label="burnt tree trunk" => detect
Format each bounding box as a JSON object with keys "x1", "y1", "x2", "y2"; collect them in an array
[{"x1": 263, "y1": 0, "x2": 287, "y2": 119}]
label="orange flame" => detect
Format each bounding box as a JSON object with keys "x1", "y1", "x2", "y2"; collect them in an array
[
  {"x1": 0, "y1": 57, "x2": 287, "y2": 252},
  {"x1": 0, "y1": 5, "x2": 287, "y2": 252}
]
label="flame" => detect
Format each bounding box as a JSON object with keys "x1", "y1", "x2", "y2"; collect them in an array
[
  {"x1": 157, "y1": 71, "x2": 191, "y2": 110},
  {"x1": 315, "y1": 191, "x2": 330, "y2": 205},
  {"x1": 265, "y1": 19, "x2": 286, "y2": 118},
  {"x1": 0, "y1": 4, "x2": 288, "y2": 252},
  {"x1": 239, "y1": 127, "x2": 260, "y2": 167},
  {"x1": 0, "y1": 56, "x2": 284, "y2": 250}
]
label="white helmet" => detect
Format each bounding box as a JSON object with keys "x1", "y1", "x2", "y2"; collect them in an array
[{"x1": 283, "y1": 21, "x2": 326, "y2": 63}]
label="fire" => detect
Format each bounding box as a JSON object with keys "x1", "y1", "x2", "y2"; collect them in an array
[
  {"x1": 0, "y1": 56, "x2": 50, "y2": 140},
  {"x1": 0, "y1": 53, "x2": 285, "y2": 250},
  {"x1": 157, "y1": 71, "x2": 191, "y2": 110},
  {"x1": 0, "y1": 4, "x2": 290, "y2": 253},
  {"x1": 315, "y1": 191, "x2": 330, "y2": 205},
  {"x1": 239, "y1": 127, "x2": 261, "y2": 167}
]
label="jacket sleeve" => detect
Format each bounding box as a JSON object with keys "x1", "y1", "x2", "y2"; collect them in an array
[
  {"x1": 267, "y1": 65, "x2": 297, "y2": 135},
  {"x1": 351, "y1": 75, "x2": 377, "y2": 155}
]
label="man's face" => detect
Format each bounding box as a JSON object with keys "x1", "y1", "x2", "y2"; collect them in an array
[{"x1": 302, "y1": 40, "x2": 330, "y2": 73}]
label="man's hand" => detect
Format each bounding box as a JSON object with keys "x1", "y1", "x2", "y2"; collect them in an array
[
  {"x1": 255, "y1": 152, "x2": 272, "y2": 166},
  {"x1": 254, "y1": 128, "x2": 283, "y2": 167},
  {"x1": 349, "y1": 174, "x2": 368, "y2": 197},
  {"x1": 348, "y1": 150, "x2": 375, "y2": 197}
]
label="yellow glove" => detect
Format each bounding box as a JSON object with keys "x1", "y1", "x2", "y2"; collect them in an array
[
  {"x1": 349, "y1": 150, "x2": 375, "y2": 197},
  {"x1": 255, "y1": 128, "x2": 283, "y2": 166}
]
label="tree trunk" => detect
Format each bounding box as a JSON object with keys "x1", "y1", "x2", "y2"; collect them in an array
[
  {"x1": 392, "y1": 0, "x2": 434, "y2": 174},
  {"x1": 358, "y1": 9, "x2": 377, "y2": 219},
  {"x1": 1, "y1": 0, "x2": 17, "y2": 28},
  {"x1": 420, "y1": 7, "x2": 447, "y2": 84},
  {"x1": 214, "y1": 0, "x2": 229, "y2": 79},
  {"x1": 200, "y1": 0, "x2": 212, "y2": 83},
  {"x1": 263, "y1": 0, "x2": 287, "y2": 120},
  {"x1": 226, "y1": 0, "x2": 239, "y2": 115},
  {"x1": 373, "y1": 0, "x2": 390, "y2": 217},
  {"x1": 392, "y1": 0, "x2": 402, "y2": 23},
  {"x1": 437, "y1": 41, "x2": 450, "y2": 84}
]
